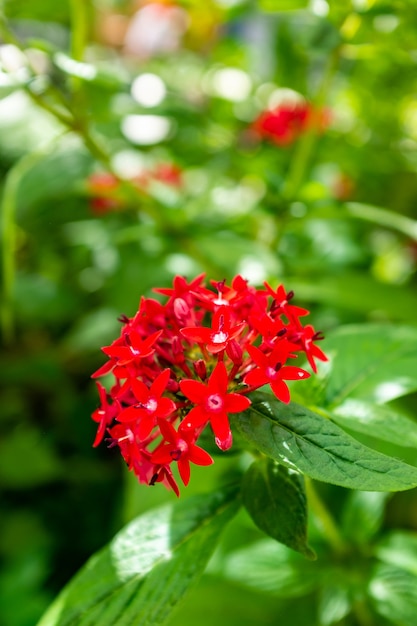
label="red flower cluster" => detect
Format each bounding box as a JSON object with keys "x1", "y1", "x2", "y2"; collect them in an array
[
  {"x1": 253, "y1": 101, "x2": 330, "y2": 146},
  {"x1": 92, "y1": 275, "x2": 327, "y2": 495},
  {"x1": 88, "y1": 163, "x2": 183, "y2": 215}
]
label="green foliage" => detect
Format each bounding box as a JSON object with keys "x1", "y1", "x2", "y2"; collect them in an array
[
  {"x1": 1, "y1": 0, "x2": 417, "y2": 625},
  {"x1": 38, "y1": 487, "x2": 240, "y2": 626},
  {"x1": 236, "y1": 392, "x2": 417, "y2": 491},
  {"x1": 242, "y1": 459, "x2": 314, "y2": 558}
]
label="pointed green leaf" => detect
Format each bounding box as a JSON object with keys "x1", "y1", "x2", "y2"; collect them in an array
[
  {"x1": 330, "y1": 399, "x2": 417, "y2": 448},
  {"x1": 37, "y1": 487, "x2": 240, "y2": 626},
  {"x1": 235, "y1": 392, "x2": 417, "y2": 491},
  {"x1": 242, "y1": 458, "x2": 315, "y2": 558},
  {"x1": 308, "y1": 324, "x2": 417, "y2": 407}
]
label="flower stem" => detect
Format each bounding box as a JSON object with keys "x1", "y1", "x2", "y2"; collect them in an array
[
  {"x1": 70, "y1": 0, "x2": 89, "y2": 62},
  {"x1": 1, "y1": 138, "x2": 65, "y2": 343},
  {"x1": 305, "y1": 477, "x2": 348, "y2": 556}
]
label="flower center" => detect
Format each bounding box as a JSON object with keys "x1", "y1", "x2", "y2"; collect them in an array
[
  {"x1": 211, "y1": 330, "x2": 228, "y2": 344},
  {"x1": 144, "y1": 397, "x2": 158, "y2": 413},
  {"x1": 206, "y1": 393, "x2": 224, "y2": 413},
  {"x1": 266, "y1": 366, "x2": 280, "y2": 380},
  {"x1": 170, "y1": 439, "x2": 188, "y2": 461}
]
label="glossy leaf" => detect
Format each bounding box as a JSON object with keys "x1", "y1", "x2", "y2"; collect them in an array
[
  {"x1": 369, "y1": 564, "x2": 417, "y2": 626},
  {"x1": 330, "y1": 398, "x2": 417, "y2": 448},
  {"x1": 341, "y1": 491, "x2": 389, "y2": 545},
  {"x1": 375, "y1": 531, "x2": 417, "y2": 575},
  {"x1": 37, "y1": 487, "x2": 240, "y2": 626},
  {"x1": 317, "y1": 324, "x2": 417, "y2": 407},
  {"x1": 318, "y1": 584, "x2": 351, "y2": 626},
  {"x1": 242, "y1": 458, "x2": 314, "y2": 558},
  {"x1": 220, "y1": 539, "x2": 319, "y2": 598},
  {"x1": 235, "y1": 392, "x2": 417, "y2": 491}
]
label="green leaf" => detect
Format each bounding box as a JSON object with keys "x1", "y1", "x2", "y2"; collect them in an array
[
  {"x1": 298, "y1": 324, "x2": 417, "y2": 407},
  {"x1": 318, "y1": 584, "x2": 351, "y2": 626},
  {"x1": 37, "y1": 487, "x2": 240, "y2": 626},
  {"x1": 290, "y1": 277, "x2": 417, "y2": 324},
  {"x1": 369, "y1": 564, "x2": 417, "y2": 626},
  {"x1": 376, "y1": 531, "x2": 417, "y2": 576},
  {"x1": 235, "y1": 392, "x2": 417, "y2": 492},
  {"x1": 330, "y1": 399, "x2": 417, "y2": 448},
  {"x1": 242, "y1": 458, "x2": 315, "y2": 558},
  {"x1": 220, "y1": 539, "x2": 319, "y2": 598},
  {"x1": 341, "y1": 491, "x2": 389, "y2": 545}
]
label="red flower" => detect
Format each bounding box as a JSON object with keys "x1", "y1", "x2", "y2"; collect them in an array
[
  {"x1": 152, "y1": 419, "x2": 213, "y2": 486},
  {"x1": 102, "y1": 329, "x2": 162, "y2": 366},
  {"x1": 116, "y1": 369, "x2": 177, "y2": 438},
  {"x1": 91, "y1": 381, "x2": 120, "y2": 447},
  {"x1": 264, "y1": 282, "x2": 310, "y2": 320},
  {"x1": 253, "y1": 102, "x2": 329, "y2": 146},
  {"x1": 179, "y1": 361, "x2": 251, "y2": 450},
  {"x1": 244, "y1": 342, "x2": 310, "y2": 403},
  {"x1": 181, "y1": 305, "x2": 245, "y2": 354}
]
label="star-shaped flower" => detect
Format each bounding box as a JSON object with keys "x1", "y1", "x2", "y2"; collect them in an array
[
  {"x1": 244, "y1": 342, "x2": 310, "y2": 403},
  {"x1": 179, "y1": 361, "x2": 251, "y2": 450},
  {"x1": 116, "y1": 369, "x2": 176, "y2": 438},
  {"x1": 181, "y1": 306, "x2": 245, "y2": 354},
  {"x1": 151, "y1": 419, "x2": 213, "y2": 486}
]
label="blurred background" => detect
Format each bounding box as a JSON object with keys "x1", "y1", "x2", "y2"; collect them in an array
[{"x1": 1, "y1": 1, "x2": 417, "y2": 625}]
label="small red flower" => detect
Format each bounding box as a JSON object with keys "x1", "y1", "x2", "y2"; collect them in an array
[
  {"x1": 253, "y1": 101, "x2": 329, "y2": 146},
  {"x1": 91, "y1": 381, "x2": 120, "y2": 447},
  {"x1": 244, "y1": 342, "x2": 310, "y2": 403},
  {"x1": 116, "y1": 369, "x2": 177, "y2": 438},
  {"x1": 181, "y1": 306, "x2": 245, "y2": 354},
  {"x1": 179, "y1": 361, "x2": 251, "y2": 450},
  {"x1": 102, "y1": 329, "x2": 162, "y2": 366},
  {"x1": 152, "y1": 419, "x2": 213, "y2": 486}
]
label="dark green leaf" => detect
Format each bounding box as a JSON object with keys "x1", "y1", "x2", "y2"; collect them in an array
[
  {"x1": 330, "y1": 399, "x2": 417, "y2": 448},
  {"x1": 242, "y1": 458, "x2": 315, "y2": 558},
  {"x1": 235, "y1": 392, "x2": 417, "y2": 491},
  {"x1": 37, "y1": 487, "x2": 240, "y2": 626}
]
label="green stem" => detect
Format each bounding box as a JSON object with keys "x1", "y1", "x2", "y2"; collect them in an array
[
  {"x1": 281, "y1": 49, "x2": 339, "y2": 204},
  {"x1": 70, "y1": 0, "x2": 89, "y2": 62},
  {"x1": 1, "y1": 138, "x2": 65, "y2": 343},
  {"x1": 305, "y1": 477, "x2": 348, "y2": 556},
  {"x1": 345, "y1": 201, "x2": 417, "y2": 242}
]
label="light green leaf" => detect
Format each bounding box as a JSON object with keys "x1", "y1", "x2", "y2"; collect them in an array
[
  {"x1": 37, "y1": 487, "x2": 240, "y2": 626},
  {"x1": 341, "y1": 491, "x2": 389, "y2": 545},
  {"x1": 290, "y1": 277, "x2": 417, "y2": 323},
  {"x1": 376, "y1": 531, "x2": 417, "y2": 576},
  {"x1": 220, "y1": 539, "x2": 319, "y2": 598},
  {"x1": 298, "y1": 324, "x2": 417, "y2": 407},
  {"x1": 242, "y1": 459, "x2": 315, "y2": 558},
  {"x1": 235, "y1": 392, "x2": 417, "y2": 491},
  {"x1": 330, "y1": 399, "x2": 417, "y2": 448},
  {"x1": 369, "y1": 564, "x2": 417, "y2": 626},
  {"x1": 318, "y1": 584, "x2": 351, "y2": 626}
]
